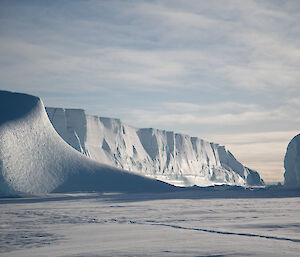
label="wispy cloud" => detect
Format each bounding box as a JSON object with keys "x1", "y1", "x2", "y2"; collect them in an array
[
  {"x1": 1, "y1": 0, "x2": 299, "y2": 94},
  {"x1": 162, "y1": 102, "x2": 259, "y2": 113},
  {"x1": 126, "y1": 100, "x2": 298, "y2": 128}
]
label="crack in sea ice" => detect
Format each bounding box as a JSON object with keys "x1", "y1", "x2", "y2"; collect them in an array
[{"x1": 149, "y1": 223, "x2": 300, "y2": 243}]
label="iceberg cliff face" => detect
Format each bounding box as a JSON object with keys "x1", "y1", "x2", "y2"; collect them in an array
[
  {"x1": 0, "y1": 91, "x2": 174, "y2": 195},
  {"x1": 284, "y1": 134, "x2": 300, "y2": 187},
  {"x1": 46, "y1": 107, "x2": 264, "y2": 187}
]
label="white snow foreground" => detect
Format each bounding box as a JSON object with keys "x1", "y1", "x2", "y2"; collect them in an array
[
  {"x1": 46, "y1": 108, "x2": 264, "y2": 187},
  {"x1": 0, "y1": 91, "x2": 175, "y2": 195},
  {"x1": 284, "y1": 134, "x2": 300, "y2": 187}
]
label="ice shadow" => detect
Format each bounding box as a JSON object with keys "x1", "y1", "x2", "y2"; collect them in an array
[
  {"x1": 0, "y1": 91, "x2": 39, "y2": 126},
  {"x1": 1, "y1": 185, "x2": 300, "y2": 205},
  {"x1": 99, "y1": 185, "x2": 300, "y2": 203}
]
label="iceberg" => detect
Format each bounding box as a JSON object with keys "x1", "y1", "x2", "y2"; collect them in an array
[
  {"x1": 284, "y1": 134, "x2": 300, "y2": 187},
  {"x1": 46, "y1": 107, "x2": 264, "y2": 187},
  {"x1": 0, "y1": 91, "x2": 174, "y2": 195}
]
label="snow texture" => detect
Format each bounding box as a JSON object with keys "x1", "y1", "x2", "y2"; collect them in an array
[
  {"x1": 284, "y1": 134, "x2": 300, "y2": 187},
  {"x1": 0, "y1": 91, "x2": 175, "y2": 195},
  {"x1": 1, "y1": 192, "x2": 300, "y2": 257},
  {"x1": 46, "y1": 107, "x2": 264, "y2": 187}
]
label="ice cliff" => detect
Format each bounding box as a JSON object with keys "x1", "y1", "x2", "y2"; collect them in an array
[
  {"x1": 46, "y1": 107, "x2": 264, "y2": 187},
  {"x1": 284, "y1": 134, "x2": 300, "y2": 187},
  {"x1": 0, "y1": 91, "x2": 174, "y2": 195}
]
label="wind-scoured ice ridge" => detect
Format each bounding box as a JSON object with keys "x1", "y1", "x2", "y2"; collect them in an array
[
  {"x1": 46, "y1": 107, "x2": 264, "y2": 187},
  {"x1": 0, "y1": 91, "x2": 175, "y2": 195},
  {"x1": 284, "y1": 134, "x2": 300, "y2": 187}
]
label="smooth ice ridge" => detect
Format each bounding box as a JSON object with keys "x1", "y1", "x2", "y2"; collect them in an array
[
  {"x1": 46, "y1": 107, "x2": 264, "y2": 187},
  {"x1": 284, "y1": 134, "x2": 300, "y2": 187},
  {"x1": 0, "y1": 91, "x2": 175, "y2": 195}
]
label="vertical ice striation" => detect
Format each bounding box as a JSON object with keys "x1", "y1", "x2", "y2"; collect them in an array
[
  {"x1": 46, "y1": 107, "x2": 264, "y2": 187},
  {"x1": 46, "y1": 108, "x2": 87, "y2": 154}
]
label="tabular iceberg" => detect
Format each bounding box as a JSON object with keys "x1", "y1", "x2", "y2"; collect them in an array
[
  {"x1": 284, "y1": 134, "x2": 300, "y2": 187},
  {"x1": 0, "y1": 91, "x2": 175, "y2": 195},
  {"x1": 46, "y1": 107, "x2": 264, "y2": 187}
]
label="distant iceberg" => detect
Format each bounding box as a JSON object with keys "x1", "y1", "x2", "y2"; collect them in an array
[{"x1": 284, "y1": 134, "x2": 300, "y2": 187}]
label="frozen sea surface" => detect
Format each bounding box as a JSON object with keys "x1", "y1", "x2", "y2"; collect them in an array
[{"x1": 0, "y1": 191, "x2": 300, "y2": 257}]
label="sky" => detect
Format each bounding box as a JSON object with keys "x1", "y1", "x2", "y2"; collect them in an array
[{"x1": 0, "y1": 0, "x2": 299, "y2": 183}]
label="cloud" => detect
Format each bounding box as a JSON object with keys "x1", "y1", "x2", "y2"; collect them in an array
[
  {"x1": 162, "y1": 102, "x2": 259, "y2": 113},
  {"x1": 136, "y1": 0, "x2": 300, "y2": 91},
  {"x1": 126, "y1": 100, "x2": 299, "y2": 129},
  {"x1": 201, "y1": 130, "x2": 299, "y2": 146},
  {"x1": 1, "y1": 0, "x2": 300, "y2": 98}
]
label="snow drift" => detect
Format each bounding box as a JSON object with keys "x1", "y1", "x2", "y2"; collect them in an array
[
  {"x1": 284, "y1": 134, "x2": 300, "y2": 187},
  {"x1": 46, "y1": 107, "x2": 264, "y2": 187},
  {"x1": 0, "y1": 91, "x2": 174, "y2": 195}
]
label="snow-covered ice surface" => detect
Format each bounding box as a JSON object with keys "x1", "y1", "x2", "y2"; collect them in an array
[
  {"x1": 1, "y1": 191, "x2": 300, "y2": 257},
  {"x1": 284, "y1": 133, "x2": 300, "y2": 186},
  {"x1": 46, "y1": 107, "x2": 264, "y2": 187}
]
